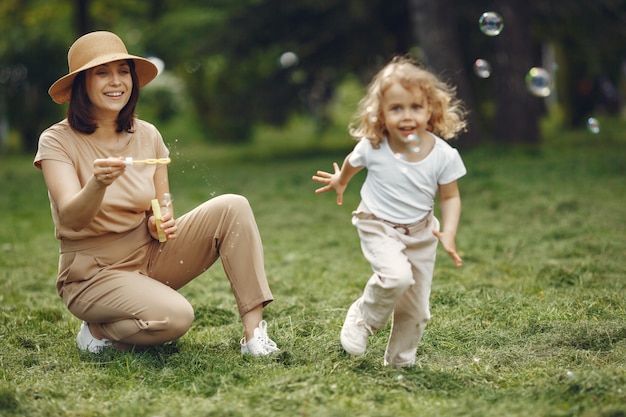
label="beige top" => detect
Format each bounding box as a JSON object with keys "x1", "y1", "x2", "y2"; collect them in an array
[{"x1": 34, "y1": 119, "x2": 169, "y2": 241}]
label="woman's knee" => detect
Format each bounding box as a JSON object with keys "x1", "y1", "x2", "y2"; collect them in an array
[
  {"x1": 168, "y1": 300, "x2": 195, "y2": 337},
  {"x1": 212, "y1": 194, "x2": 251, "y2": 213},
  {"x1": 148, "y1": 297, "x2": 194, "y2": 340},
  {"x1": 200, "y1": 194, "x2": 254, "y2": 225}
]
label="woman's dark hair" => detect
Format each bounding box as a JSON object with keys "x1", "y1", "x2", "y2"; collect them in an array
[{"x1": 67, "y1": 59, "x2": 140, "y2": 134}]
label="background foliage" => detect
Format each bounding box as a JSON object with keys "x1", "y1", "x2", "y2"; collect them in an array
[{"x1": 0, "y1": 0, "x2": 625, "y2": 151}]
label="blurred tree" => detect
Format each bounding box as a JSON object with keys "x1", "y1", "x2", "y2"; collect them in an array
[
  {"x1": 144, "y1": 0, "x2": 412, "y2": 142},
  {"x1": 491, "y1": 0, "x2": 542, "y2": 145},
  {"x1": 410, "y1": 0, "x2": 544, "y2": 145},
  {"x1": 0, "y1": 0, "x2": 73, "y2": 152},
  {"x1": 534, "y1": 1, "x2": 626, "y2": 127},
  {"x1": 75, "y1": 0, "x2": 90, "y2": 34},
  {"x1": 409, "y1": 0, "x2": 482, "y2": 146},
  {"x1": 0, "y1": 0, "x2": 165, "y2": 152},
  {"x1": 410, "y1": 0, "x2": 625, "y2": 145}
]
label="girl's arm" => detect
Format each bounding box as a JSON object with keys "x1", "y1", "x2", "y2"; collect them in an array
[
  {"x1": 433, "y1": 180, "x2": 463, "y2": 267},
  {"x1": 41, "y1": 157, "x2": 127, "y2": 231},
  {"x1": 312, "y1": 153, "x2": 363, "y2": 205}
]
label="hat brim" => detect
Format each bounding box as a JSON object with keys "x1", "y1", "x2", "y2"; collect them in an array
[{"x1": 48, "y1": 53, "x2": 159, "y2": 104}]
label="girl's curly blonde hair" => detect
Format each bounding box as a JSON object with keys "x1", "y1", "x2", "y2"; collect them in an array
[{"x1": 348, "y1": 56, "x2": 467, "y2": 148}]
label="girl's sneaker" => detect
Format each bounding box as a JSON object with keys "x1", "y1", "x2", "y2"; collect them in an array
[
  {"x1": 340, "y1": 298, "x2": 374, "y2": 356},
  {"x1": 240, "y1": 320, "x2": 280, "y2": 356},
  {"x1": 76, "y1": 322, "x2": 112, "y2": 353}
]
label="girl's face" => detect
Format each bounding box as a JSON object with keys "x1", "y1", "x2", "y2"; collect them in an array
[
  {"x1": 381, "y1": 82, "x2": 431, "y2": 145},
  {"x1": 85, "y1": 60, "x2": 133, "y2": 118}
]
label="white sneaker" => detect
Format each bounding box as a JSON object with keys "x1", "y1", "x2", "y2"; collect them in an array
[
  {"x1": 76, "y1": 322, "x2": 112, "y2": 353},
  {"x1": 240, "y1": 320, "x2": 280, "y2": 356},
  {"x1": 340, "y1": 298, "x2": 374, "y2": 356}
]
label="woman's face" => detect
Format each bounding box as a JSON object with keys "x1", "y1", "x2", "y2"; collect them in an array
[
  {"x1": 85, "y1": 59, "x2": 133, "y2": 118},
  {"x1": 381, "y1": 81, "x2": 431, "y2": 145}
]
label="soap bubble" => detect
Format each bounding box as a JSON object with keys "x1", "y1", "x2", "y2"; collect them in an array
[
  {"x1": 184, "y1": 59, "x2": 201, "y2": 74},
  {"x1": 405, "y1": 134, "x2": 421, "y2": 153},
  {"x1": 586, "y1": 117, "x2": 600, "y2": 134},
  {"x1": 146, "y1": 56, "x2": 165, "y2": 75},
  {"x1": 479, "y1": 12, "x2": 504, "y2": 36},
  {"x1": 279, "y1": 51, "x2": 299, "y2": 68},
  {"x1": 525, "y1": 67, "x2": 552, "y2": 97},
  {"x1": 473, "y1": 59, "x2": 492, "y2": 78},
  {"x1": 367, "y1": 106, "x2": 378, "y2": 124}
]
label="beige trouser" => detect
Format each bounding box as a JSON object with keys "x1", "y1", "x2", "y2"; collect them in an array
[
  {"x1": 57, "y1": 194, "x2": 273, "y2": 346},
  {"x1": 352, "y1": 202, "x2": 439, "y2": 367}
]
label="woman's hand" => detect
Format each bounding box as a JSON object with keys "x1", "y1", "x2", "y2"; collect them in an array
[
  {"x1": 148, "y1": 210, "x2": 178, "y2": 241},
  {"x1": 93, "y1": 157, "x2": 127, "y2": 186}
]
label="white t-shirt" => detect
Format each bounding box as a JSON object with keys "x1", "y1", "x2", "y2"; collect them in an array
[{"x1": 348, "y1": 134, "x2": 466, "y2": 224}]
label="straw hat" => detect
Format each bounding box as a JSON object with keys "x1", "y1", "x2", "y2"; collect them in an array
[{"x1": 48, "y1": 31, "x2": 159, "y2": 104}]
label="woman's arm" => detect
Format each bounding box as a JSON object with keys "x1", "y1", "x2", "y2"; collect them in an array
[{"x1": 41, "y1": 157, "x2": 127, "y2": 231}]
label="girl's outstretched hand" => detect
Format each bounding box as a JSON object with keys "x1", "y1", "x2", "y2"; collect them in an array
[
  {"x1": 433, "y1": 230, "x2": 463, "y2": 267},
  {"x1": 312, "y1": 162, "x2": 346, "y2": 205}
]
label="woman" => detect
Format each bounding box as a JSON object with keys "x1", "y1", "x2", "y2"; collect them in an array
[{"x1": 34, "y1": 31, "x2": 279, "y2": 356}]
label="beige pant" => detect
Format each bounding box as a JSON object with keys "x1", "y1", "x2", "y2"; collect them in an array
[
  {"x1": 57, "y1": 194, "x2": 273, "y2": 346},
  {"x1": 352, "y1": 203, "x2": 439, "y2": 367}
]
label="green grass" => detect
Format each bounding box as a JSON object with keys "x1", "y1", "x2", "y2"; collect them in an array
[{"x1": 1, "y1": 117, "x2": 625, "y2": 417}]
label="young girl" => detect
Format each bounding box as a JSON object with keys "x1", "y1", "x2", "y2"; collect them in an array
[
  {"x1": 34, "y1": 31, "x2": 279, "y2": 356},
  {"x1": 312, "y1": 56, "x2": 467, "y2": 367}
]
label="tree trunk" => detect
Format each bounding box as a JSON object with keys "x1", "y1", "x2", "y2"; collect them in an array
[
  {"x1": 492, "y1": 0, "x2": 542, "y2": 145},
  {"x1": 75, "y1": 0, "x2": 90, "y2": 35},
  {"x1": 408, "y1": 0, "x2": 482, "y2": 147}
]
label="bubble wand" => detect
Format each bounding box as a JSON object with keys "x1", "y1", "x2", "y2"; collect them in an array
[
  {"x1": 124, "y1": 157, "x2": 171, "y2": 166},
  {"x1": 151, "y1": 193, "x2": 173, "y2": 243}
]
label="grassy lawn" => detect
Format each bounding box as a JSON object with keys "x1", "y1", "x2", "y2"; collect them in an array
[{"x1": 0, "y1": 118, "x2": 624, "y2": 417}]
